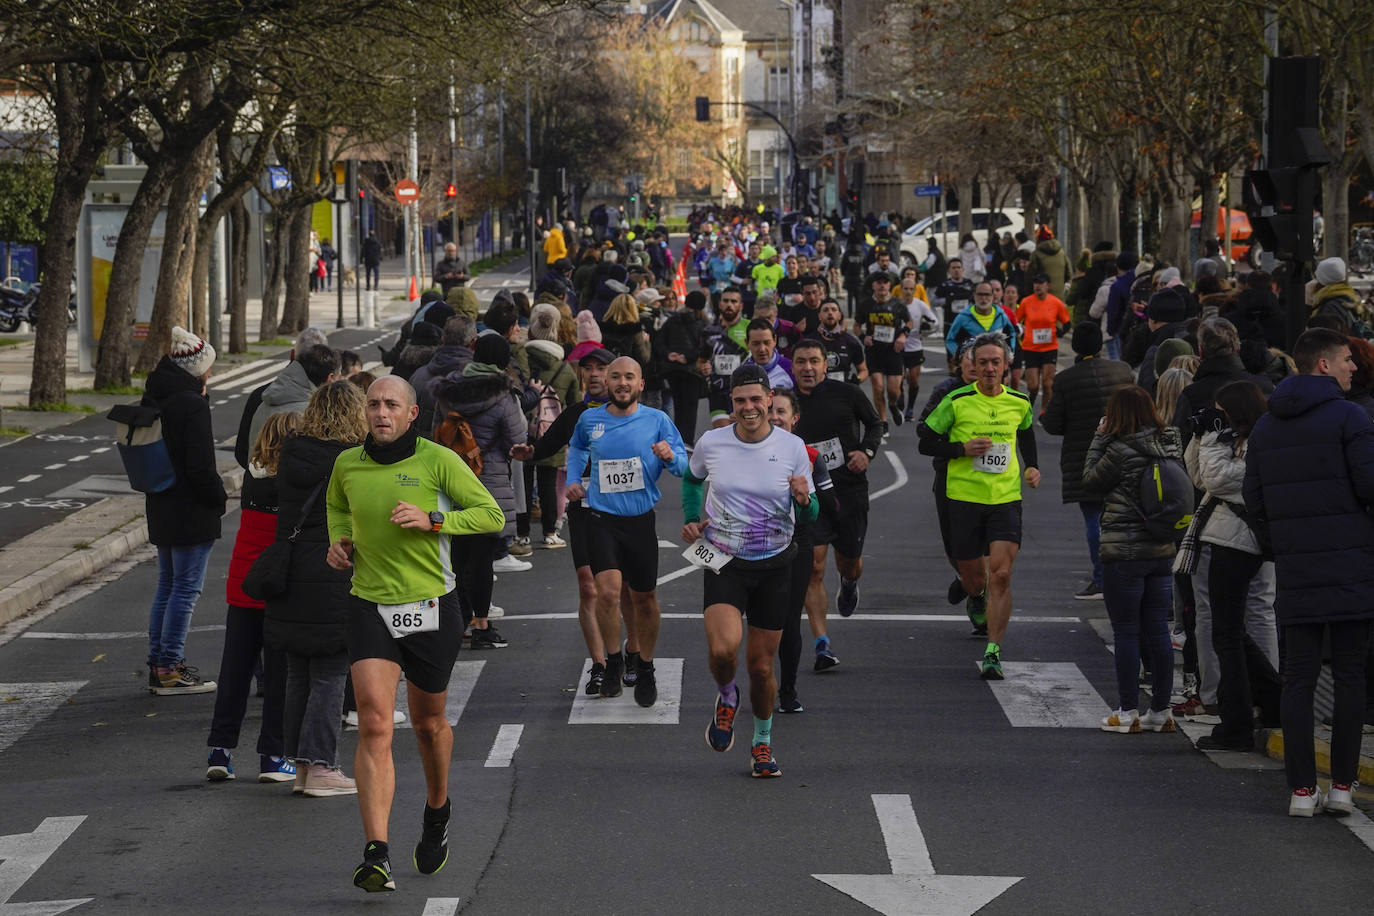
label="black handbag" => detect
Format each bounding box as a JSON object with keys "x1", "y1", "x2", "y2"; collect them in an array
[{"x1": 242, "y1": 481, "x2": 325, "y2": 601}]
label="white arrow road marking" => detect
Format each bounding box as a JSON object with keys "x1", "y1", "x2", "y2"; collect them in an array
[
  {"x1": 0, "y1": 816, "x2": 93, "y2": 915},
  {"x1": 979, "y1": 661, "x2": 1111, "y2": 728},
  {"x1": 484, "y1": 724, "x2": 524, "y2": 767},
  {"x1": 568, "y1": 658, "x2": 682, "y2": 724},
  {"x1": 813, "y1": 795, "x2": 1022, "y2": 916},
  {"x1": 420, "y1": 899, "x2": 460, "y2": 916},
  {"x1": 0, "y1": 682, "x2": 88, "y2": 755}
]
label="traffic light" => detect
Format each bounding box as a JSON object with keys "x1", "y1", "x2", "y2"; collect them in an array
[
  {"x1": 695, "y1": 96, "x2": 711, "y2": 122},
  {"x1": 445, "y1": 183, "x2": 457, "y2": 198}
]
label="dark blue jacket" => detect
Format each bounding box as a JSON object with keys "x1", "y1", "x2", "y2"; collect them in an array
[{"x1": 1243, "y1": 374, "x2": 1374, "y2": 625}]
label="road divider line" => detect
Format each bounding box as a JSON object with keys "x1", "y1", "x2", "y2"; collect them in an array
[
  {"x1": 484, "y1": 724, "x2": 524, "y2": 767},
  {"x1": 870, "y1": 451, "x2": 908, "y2": 500},
  {"x1": 420, "y1": 899, "x2": 461, "y2": 916},
  {"x1": 206, "y1": 357, "x2": 276, "y2": 386},
  {"x1": 391, "y1": 660, "x2": 484, "y2": 729},
  {"x1": 568, "y1": 658, "x2": 682, "y2": 725},
  {"x1": 0, "y1": 680, "x2": 89, "y2": 755},
  {"x1": 17, "y1": 475, "x2": 39, "y2": 482},
  {"x1": 981, "y1": 661, "x2": 1111, "y2": 728},
  {"x1": 0, "y1": 486, "x2": 10, "y2": 495},
  {"x1": 43, "y1": 464, "x2": 63, "y2": 470}
]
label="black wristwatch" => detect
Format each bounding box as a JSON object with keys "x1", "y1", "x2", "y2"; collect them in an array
[{"x1": 429, "y1": 510, "x2": 445, "y2": 532}]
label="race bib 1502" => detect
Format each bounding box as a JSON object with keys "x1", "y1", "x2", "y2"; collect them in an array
[
  {"x1": 378, "y1": 597, "x2": 440, "y2": 639},
  {"x1": 973, "y1": 441, "x2": 1011, "y2": 474},
  {"x1": 598, "y1": 457, "x2": 645, "y2": 493}
]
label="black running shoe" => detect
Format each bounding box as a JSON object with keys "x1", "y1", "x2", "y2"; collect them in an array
[
  {"x1": 633, "y1": 659, "x2": 657, "y2": 707},
  {"x1": 414, "y1": 801, "x2": 450, "y2": 875},
  {"x1": 947, "y1": 577, "x2": 966, "y2": 605},
  {"x1": 888, "y1": 401, "x2": 904, "y2": 426},
  {"x1": 600, "y1": 653, "x2": 624, "y2": 698},
  {"x1": 836, "y1": 578, "x2": 859, "y2": 617},
  {"x1": 623, "y1": 650, "x2": 640, "y2": 687},
  {"x1": 777, "y1": 688, "x2": 804, "y2": 714},
  {"x1": 354, "y1": 841, "x2": 395, "y2": 892},
  {"x1": 585, "y1": 662, "x2": 605, "y2": 696}
]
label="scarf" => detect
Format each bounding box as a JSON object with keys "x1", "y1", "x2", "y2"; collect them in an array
[{"x1": 362, "y1": 425, "x2": 418, "y2": 465}]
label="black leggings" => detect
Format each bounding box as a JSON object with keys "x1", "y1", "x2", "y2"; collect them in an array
[
  {"x1": 667, "y1": 374, "x2": 702, "y2": 446},
  {"x1": 777, "y1": 535, "x2": 814, "y2": 694},
  {"x1": 517, "y1": 464, "x2": 561, "y2": 537},
  {"x1": 453, "y1": 533, "x2": 500, "y2": 624}
]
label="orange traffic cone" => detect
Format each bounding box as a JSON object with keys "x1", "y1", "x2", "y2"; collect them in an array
[{"x1": 408, "y1": 275, "x2": 419, "y2": 301}]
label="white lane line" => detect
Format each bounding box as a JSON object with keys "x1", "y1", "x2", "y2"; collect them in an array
[
  {"x1": 43, "y1": 464, "x2": 64, "y2": 470},
  {"x1": 873, "y1": 793, "x2": 935, "y2": 875},
  {"x1": 68, "y1": 455, "x2": 88, "y2": 463},
  {"x1": 492, "y1": 612, "x2": 1080, "y2": 624},
  {"x1": 657, "y1": 539, "x2": 677, "y2": 548},
  {"x1": 17, "y1": 474, "x2": 39, "y2": 482},
  {"x1": 569, "y1": 658, "x2": 682, "y2": 725},
  {"x1": 483, "y1": 724, "x2": 524, "y2": 767},
  {"x1": 212, "y1": 362, "x2": 284, "y2": 393},
  {"x1": 0, "y1": 681, "x2": 88, "y2": 754},
  {"x1": 870, "y1": 451, "x2": 909, "y2": 500},
  {"x1": 981, "y1": 661, "x2": 1111, "y2": 728},
  {"x1": 213, "y1": 399, "x2": 229, "y2": 406},
  {"x1": 394, "y1": 660, "x2": 484, "y2": 728},
  {"x1": 420, "y1": 899, "x2": 461, "y2": 916},
  {"x1": 21, "y1": 625, "x2": 225, "y2": 640},
  {"x1": 90, "y1": 447, "x2": 110, "y2": 454},
  {"x1": 207, "y1": 357, "x2": 276, "y2": 386},
  {"x1": 1342, "y1": 808, "x2": 1374, "y2": 855},
  {"x1": 0, "y1": 486, "x2": 10, "y2": 495},
  {"x1": 656, "y1": 565, "x2": 698, "y2": 587},
  {"x1": 0, "y1": 815, "x2": 94, "y2": 913}
]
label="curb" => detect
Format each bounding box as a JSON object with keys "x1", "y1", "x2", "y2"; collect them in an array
[
  {"x1": 1260, "y1": 727, "x2": 1374, "y2": 786},
  {"x1": 0, "y1": 463, "x2": 244, "y2": 629}
]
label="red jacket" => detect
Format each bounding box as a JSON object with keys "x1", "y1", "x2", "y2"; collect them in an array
[{"x1": 226, "y1": 507, "x2": 277, "y2": 609}]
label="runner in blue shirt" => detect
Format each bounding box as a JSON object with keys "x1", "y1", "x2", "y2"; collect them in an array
[{"x1": 566, "y1": 356, "x2": 689, "y2": 705}]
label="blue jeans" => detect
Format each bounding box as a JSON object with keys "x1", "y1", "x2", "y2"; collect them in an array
[
  {"x1": 147, "y1": 542, "x2": 215, "y2": 666},
  {"x1": 1078, "y1": 502, "x2": 1103, "y2": 587},
  {"x1": 1105, "y1": 337, "x2": 1122, "y2": 360},
  {"x1": 1103, "y1": 558, "x2": 1174, "y2": 711}
]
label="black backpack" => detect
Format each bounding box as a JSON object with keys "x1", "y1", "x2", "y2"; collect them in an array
[{"x1": 1140, "y1": 455, "x2": 1194, "y2": 542}]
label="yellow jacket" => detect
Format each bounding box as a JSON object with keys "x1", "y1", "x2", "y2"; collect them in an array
[{"x1": 543, "y1": 227, "x2": 567, "y2": 262}]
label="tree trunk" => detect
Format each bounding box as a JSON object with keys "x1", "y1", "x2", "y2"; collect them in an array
[
  {"x1": 260, "y1": 213, "x2": 286, "y2": 339},
  {"x1": 1018, "y1": 175, "x2": 1040, "y2": 238},
  {"x1": 1157, "y1": 160, "x2": 1192, "y2": 279},
  {"x1": 228, "y1": 198, "x2": 249, "y2": 352},
  {"x1": 1064, "y1": 176, "x2": 1084, "y2": 263},
  {"x1": 1323, "y1": 163, "x2": 1354, "y2": 263},
  {"x1": 137, "y1": 141, "x2": 213, "y2": 373},
  {"x1": 278, "y1": 204, "x2": 314, "y2": 336},
  {"x1": 1199, "y1": 172, "x2": 1220, "y2": 262},
  {"x1": 1087, "y1": 164, "x2": 1120, "y2": 249},
  {"x1": 30, "y1": 64, "x2": 107, "y2": 405},
  {"x1": 93, "y1": 156, "x2": 177, "y2": 389},
  {"x1": 956, "y1": 177, "x2": 973, "y2": 249}
]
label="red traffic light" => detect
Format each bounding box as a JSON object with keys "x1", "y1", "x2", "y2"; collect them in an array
[
  {"x1": 358, "y1": 188, "x2": 366, "y2": 199},
  {"x1": 445, "y1": 183, "x2": 457, "y2": 198}
]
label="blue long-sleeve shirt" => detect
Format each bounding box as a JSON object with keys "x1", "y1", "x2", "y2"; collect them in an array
[{"x1": 566, "y1": 404, "x2": 689, "y2": 517}]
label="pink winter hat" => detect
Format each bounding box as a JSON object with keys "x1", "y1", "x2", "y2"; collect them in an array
[{"x1": 575, "y1": 310, "x2": 602, "y2": 343}]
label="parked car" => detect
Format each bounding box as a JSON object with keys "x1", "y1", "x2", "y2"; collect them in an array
[{"x1": 899, "y1": 208, "x2": 1026, "y2": 269}]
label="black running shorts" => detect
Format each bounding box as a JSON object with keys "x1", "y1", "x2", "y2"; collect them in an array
[
  {"x1": 566, "y1": 501, "x2": 591, "y2": 570},
  {"x1": 946, "y1": 499, "x2": 1022, "y2": 561},
  {"x1": 811, "y1": 483, "x2": 869, "y2": 558},
  {"x1": 1020, "y1": 348, "x2": 1058, "y2": 370},
  {"x1": 901, "y1": 350, "x2": 926, "y2": 369},
  {"x1": 347, "y1": 590, "x2": 463, "y2": 695},
  {"x1": 585, "y1": 508, "x2": 659, "y2": 592},
  {"x1": 865, "y1": 345, "x2": 904, "y2": 377},
  {"x1": 702, "y1": 545, "x2": 797, "y2": 631}
]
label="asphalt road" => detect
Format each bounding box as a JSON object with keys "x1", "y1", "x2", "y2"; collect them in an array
[{"x1": 3, "y1": 363, "x2": 1374, "y2": 915}]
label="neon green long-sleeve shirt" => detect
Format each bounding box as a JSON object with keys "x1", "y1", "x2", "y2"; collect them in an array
[{"x1": 326, "y1": 437, "x2": 505, "y2": 604}]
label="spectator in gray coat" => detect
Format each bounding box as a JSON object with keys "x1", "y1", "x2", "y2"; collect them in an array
[{"x1": 412, "y1": 316, "x2": 476, "y2": 437}]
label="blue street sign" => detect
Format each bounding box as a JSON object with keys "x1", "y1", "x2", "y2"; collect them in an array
[
  {"x1": 268, "y1": 166, "x2": 291, "y2": 191},
  {"x1": 914, "y1": 185, "x2": 941, "y2": 197}
]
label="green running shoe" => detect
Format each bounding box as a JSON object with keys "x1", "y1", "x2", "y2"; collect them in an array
[
  {"x1": 979, "y1": 646, "x2": 1003, "y2": 681},
  {"x1": 354, "y1": 841, "x2": 396, "y2": 893},
  {"x1": 966, "y1": 589, "x2": 988, "y2": 633}
]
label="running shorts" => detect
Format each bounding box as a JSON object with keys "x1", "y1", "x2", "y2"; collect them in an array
[
  {"x1": 347, "y1": 590, "x2": 463, "y2": 695},
  {"x1": 702, "y1": 545, "x2": 797, "y2": 631},
  {"x1": 865, "y1": 345, "x2": 904, "y2": 376},
  {"x1": 566, "y1": 501, "x2": 591, "y2": 569},
  {"x1": 1020, "y1": 348, "x2": 1058, "y2": 370},
  {"x1": 811, "y1": 483, "x2": 869, "y2": 558},
  {"x1": 585, "y1": 508, "x2": 659, "y2": 592},
  {"x1": 901, "y1": 350, "x2": 926, "y2": 369},
  {"x1": 946, "y1": 498, "x2": 1023, "y2": 561}
]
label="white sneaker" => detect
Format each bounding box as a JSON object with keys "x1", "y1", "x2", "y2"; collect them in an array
[
  {"x1": 1326, "y1": 782, "x2": 1356, "y2": 815},
  {"x1": 1289, "y1": 786, "x2": 1324, "y2": 817},
  {"x1": 542, "y1": 533, "x2": 567, "y2": 549},
  {"x1": 487, "y1": 604, "x2": 505, "y2": 618},
  {"x1": 1100, "y1": 708, "x2": 1141, "y2": 733},
  {"x1": 342, "y1": 709, "x2": 406, "y2": 728},
  {"x1": 1139, "y1": 707, "x2": 1176, "y2": 732},
  {"x1": 493, "y1": 554, "x2": 533, "y2": 572}
]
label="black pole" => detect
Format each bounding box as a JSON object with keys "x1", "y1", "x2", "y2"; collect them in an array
[{"x1": 335, "y1": 199, "x2": 344, "y2": 329}]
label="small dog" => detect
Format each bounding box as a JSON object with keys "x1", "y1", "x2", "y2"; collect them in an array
[{"x1": 341, "y1": 266, "x2": 357, "y2": 288}]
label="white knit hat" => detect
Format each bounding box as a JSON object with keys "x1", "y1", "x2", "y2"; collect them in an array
[
  {"x1": 169, "y1": 325, "x2": 215, "y2": 378},
  {"x1": 1315, "y1": 257, "x2": 1346, "y2": 286}
]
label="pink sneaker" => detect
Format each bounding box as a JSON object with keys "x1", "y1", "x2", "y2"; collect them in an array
[{"x1": 302, "y1": 764, "x2": 357, "y2": 798}]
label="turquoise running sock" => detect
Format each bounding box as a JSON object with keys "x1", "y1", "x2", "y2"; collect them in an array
[{"x1": 752, "y1": 715, "x2": 772, "y2": 747}]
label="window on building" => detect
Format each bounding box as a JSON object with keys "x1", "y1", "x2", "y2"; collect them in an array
[
  {"x1": 677, "y1": 149, "x2": 693, "y2": 175},
  {"x1": 748, "y1": 147, "x2": 777, "y2": 195}
]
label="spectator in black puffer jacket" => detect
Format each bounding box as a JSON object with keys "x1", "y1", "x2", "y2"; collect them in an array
[
  {"x1": 1172, "y1": 317, "x2": 1273, "y2": 445},
  {"x1": 656, "y1": 289, "x2": 708, "y2": 443},
  {"x1": 1041, "y1": 323, "x2": 1135, "y2": 600},
  {"x1": 1082, "y1": 385, "x2": 1183, "y2": 734},
  {"x1": 1244, "y1": 327, "x2": 1374, "y2": 817},
  {"x1": 265, "y1": 380, "x2": 366, "y2": 797}
]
